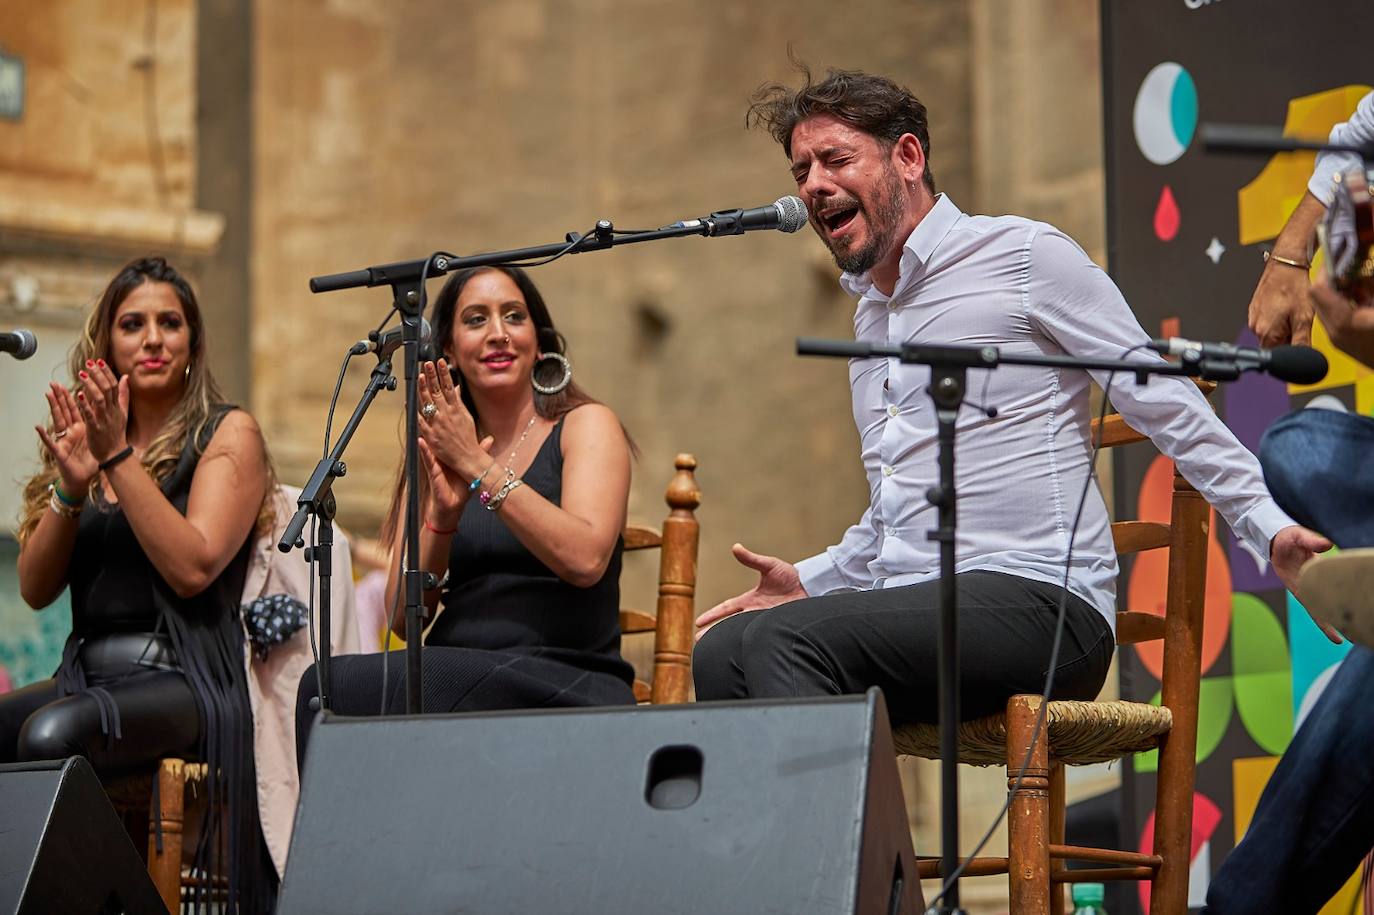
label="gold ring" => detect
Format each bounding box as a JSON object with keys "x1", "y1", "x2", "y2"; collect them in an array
[{"x1": 53, "y1": 430, "x2": 69, "y2": 440}]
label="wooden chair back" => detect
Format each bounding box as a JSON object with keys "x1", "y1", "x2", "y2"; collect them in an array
[{"x1": 619, "y1": 454, "x2": 700, "y2": 704}]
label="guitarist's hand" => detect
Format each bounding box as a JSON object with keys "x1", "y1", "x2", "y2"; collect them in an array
[{"x1": 1311, "y1": 277, "x2": 1374, "y2": 367}]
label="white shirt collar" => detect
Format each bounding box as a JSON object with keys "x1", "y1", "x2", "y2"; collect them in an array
[{"x1": 838, "y1": 193, "x2": 963, "y2": 301}]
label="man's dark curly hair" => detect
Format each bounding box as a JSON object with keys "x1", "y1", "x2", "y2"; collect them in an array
[{"x1": 746, "y1": 62, "x2": 936, "y2": 194}]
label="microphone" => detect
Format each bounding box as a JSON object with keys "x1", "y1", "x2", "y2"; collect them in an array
[
  {"x1": 1, "y1": 329, "x2": 37, "y2": 360},
  {"x1": 351, "y1": 319, "x2": 434, "y2": 361},
  {"x1": 1200, "y1": 122, "x2": 1374, "y2": 162},
  {"x1": 1148, "y1": 337, "x2": 1329, "y2": 385},
  {"x1": 671, "y1": 196, "x2": 807, "y2": 236}
]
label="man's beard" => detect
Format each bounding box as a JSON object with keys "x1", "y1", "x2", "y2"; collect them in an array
[{"x1": 828, "y1": 166, "x2": 906, "y2": 275}]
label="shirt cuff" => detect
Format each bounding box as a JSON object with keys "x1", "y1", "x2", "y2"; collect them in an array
[
  {"x1": 1231, "y1": 500, "x2": 1298, "y2": 569},
  {"x1": 795, "y1": 552, "x2": 853, "y2": 597},
  {"x1": 1308, "y1": 150, "x2": 1362, "y2": 206}
]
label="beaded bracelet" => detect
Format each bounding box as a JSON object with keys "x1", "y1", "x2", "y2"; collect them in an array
[
  {"x1": 478, "y1": 468, "x2": 515, "y2": 507},
  {"x1": 484, "y1": 477, "x2": 524, "y2": 512}
]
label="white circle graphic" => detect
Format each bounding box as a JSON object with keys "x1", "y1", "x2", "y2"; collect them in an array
[{"x1": 1133, "y1": 62, "x2": 1197, "y2": 166}]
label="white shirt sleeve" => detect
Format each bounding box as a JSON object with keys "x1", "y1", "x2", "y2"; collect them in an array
[
  {"x1": 1024, "y1": 228, "x2": 1295, "y2": 563},
  {"x1": 1309, "y1": 91, "x2": 1374, "y2": 206},
  {"x1": 794, "y1": 502, "x2": 881, "y2": 596}
]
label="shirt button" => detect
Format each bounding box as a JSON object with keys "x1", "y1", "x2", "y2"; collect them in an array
[
  {"x1": 888, "y1": 405, "x2": 900, "y2": 417},
  {"x1": 881, "y1": 465, "x2": 895, "y2": 477}
]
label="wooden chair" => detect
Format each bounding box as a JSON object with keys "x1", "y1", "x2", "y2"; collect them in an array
[
  {"x1": 105, "y1": 758, "x2": 212, "y2": 912},
  {"x1": 619, "y1": 454, "x2": 701, "y2": 704},
  {"x1": 893, "y1": 408, "x2": 1210, "y2": 915}
]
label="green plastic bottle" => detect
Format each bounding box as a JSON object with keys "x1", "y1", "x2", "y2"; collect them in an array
[{"x1": 1071, "y1": 882, "x2": 1108, "y2": 914}]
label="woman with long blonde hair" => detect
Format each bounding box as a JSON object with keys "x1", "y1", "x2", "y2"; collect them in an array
[{"x1": 2, "y1": 257, "x2": 275, "y2": 913}]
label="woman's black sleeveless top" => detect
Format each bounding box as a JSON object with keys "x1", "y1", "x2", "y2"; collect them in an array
[{"x1": 427, "y1": 417, "x2": 634, "y2": 686}]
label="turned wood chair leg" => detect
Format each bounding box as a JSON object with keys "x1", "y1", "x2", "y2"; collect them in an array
[
  {"x1": 1049, "y1": 762, "x2": 1067, "y2": 915},
  {"x1": 147, "y1": 759, "x2": 186, "y2": 913},
  {"x1": 1007, "y1": 695, "x2": 1051, "y2": 915}
]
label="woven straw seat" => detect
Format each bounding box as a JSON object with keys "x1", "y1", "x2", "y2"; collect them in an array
[{"x1": 892, "y1": 699, "x2": 1173, "y2": 766}]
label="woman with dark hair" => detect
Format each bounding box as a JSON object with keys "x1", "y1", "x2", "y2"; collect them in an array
[
  {"x1": 3, "y1": 256, "x2": 276, "y2": 913},
  {"x1": 296, "y1": 265, "x2": 635, "y2": 753}
]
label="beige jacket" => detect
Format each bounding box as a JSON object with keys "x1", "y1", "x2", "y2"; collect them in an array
[{"x1": 239, "y1": 485, "x2": 362, "y2": 877}]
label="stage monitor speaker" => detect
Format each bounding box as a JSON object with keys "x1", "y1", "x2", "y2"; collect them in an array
[
  {"x1": 0, "y1": 756, "x2": 165, "y2": 915},
  {"x1": 281, "y1": 688, "x2": 923, "y2": 914}
]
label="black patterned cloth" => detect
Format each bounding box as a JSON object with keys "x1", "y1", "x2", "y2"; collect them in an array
[{"x1": 243, "y1": 593, "x2": 308, "y2": 661}]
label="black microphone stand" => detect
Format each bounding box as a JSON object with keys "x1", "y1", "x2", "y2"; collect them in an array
[
  {"x1": 795, "y1": 337, "x2": 1238, "y2": 915},
  {"x1": 298, "y1": 215, "x2": 784, "y2": 714},
  {"x1": 279, "y1": 351, "x2": 398, "y2": 711}
]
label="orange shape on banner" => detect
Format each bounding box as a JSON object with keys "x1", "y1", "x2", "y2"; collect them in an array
[{"x1": 1127, "y1": 454, "x2": 1233, "y2": 679}]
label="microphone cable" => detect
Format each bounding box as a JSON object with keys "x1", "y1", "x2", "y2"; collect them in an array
[
  {"x1": 925, "y1": 341, "x2": 1151, "y2": 909},
  {"x1": 304, "y1": 339, "x2": 373, "y2": 711}
]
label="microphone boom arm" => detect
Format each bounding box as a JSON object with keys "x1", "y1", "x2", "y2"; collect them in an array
[
  {"x1": 796, "y1": 337, "x2": 1220, "y2": 383},
  {"x1": 311, "y1": 219, "x2": 753, "y2": 294}
]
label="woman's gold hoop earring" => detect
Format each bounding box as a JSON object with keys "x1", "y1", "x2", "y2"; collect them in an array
[{"x1": 532, "y1": 352, "x2": 572, "y2": 395}]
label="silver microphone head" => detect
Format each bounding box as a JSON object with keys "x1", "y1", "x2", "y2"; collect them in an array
[
  {"x1": 13, "y1": 329, "x2": 37, "y2": 360},
  {"x1": 773, "y1": 195, "x2": 808, "y2": 233}
]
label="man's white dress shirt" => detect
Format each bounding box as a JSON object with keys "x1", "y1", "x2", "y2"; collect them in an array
[{"x1": 794, "y1": 195, "x2": 1294, "y2": 632}]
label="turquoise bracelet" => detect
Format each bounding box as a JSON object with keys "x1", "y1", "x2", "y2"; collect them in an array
[
  {"x1": 468, "y1": 462, "x2": 495, "y2": 492},
  {"x1": 50, "y1": 481, "x2": 83, "y2": 508}
]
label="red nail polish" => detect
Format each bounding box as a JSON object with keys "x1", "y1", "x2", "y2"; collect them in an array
[
  {"x1": 79, "y1": 371, "x2": 87, "y2": 379},
  {"x1": 96, "y1": 359, "x2": 105, "y2": 367},
  {"x1": 85, "y1": 360, "x2": 93, "y2": 367}
]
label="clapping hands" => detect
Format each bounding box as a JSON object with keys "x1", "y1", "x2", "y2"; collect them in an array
[
  {"x1": 36, "y1": 381, "x2": 98, "y2": 497},
  {"x1": 417, "y1": 359, "x2": 492, "y2": 526}
]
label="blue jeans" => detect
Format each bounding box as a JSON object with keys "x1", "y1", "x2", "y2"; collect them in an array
[{"x1": 1205, "y1": 408, "x2": 1374, "y2": 914}]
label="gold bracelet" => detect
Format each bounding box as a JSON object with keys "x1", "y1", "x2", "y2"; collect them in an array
[{"x1": 1263, "y1": 250, "x2": 1311, "y2": 270}]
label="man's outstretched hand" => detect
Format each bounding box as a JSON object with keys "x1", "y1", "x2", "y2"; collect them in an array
[
  {"x1": 1271, "y1": 524, "x2": 1342, "y2": 644},
  {"x1": 694, "y1": 543, "x2": 807, "y2": 641}
]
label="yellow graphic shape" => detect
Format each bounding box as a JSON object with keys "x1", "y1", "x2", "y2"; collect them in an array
[
  {"x1": 1320, "y1": 870, "x2": 1367, "y2": 915},
  {"x1": 1231, "y1": 756, "x2": 1366, "y2": 914},
  {"x1": 1357, "y1": 376, "x2": 1374, "y2": 416},
  {"x1": 1231, "y1": 755, "x2": 1280, "y2": 843},
  {"x1": 1237, "y1": 85, "x2": 1371, "y2": 246}
]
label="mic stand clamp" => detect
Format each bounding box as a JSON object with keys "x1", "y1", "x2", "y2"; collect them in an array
[{"x1": 279, "y1": 355, "x2": 398, "y2": 713}]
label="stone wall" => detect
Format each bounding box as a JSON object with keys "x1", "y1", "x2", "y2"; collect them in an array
[
  {"x1": 0, "y1": 0, "x2": 241, "y2": 531},
  {"x1": 251, "y1": 0, "x2": 975, "y2": 614}
]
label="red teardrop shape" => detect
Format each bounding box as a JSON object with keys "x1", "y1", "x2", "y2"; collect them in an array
[{"x1": 1154, "y1": 185, "x2": 1180, "y2": 242}]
